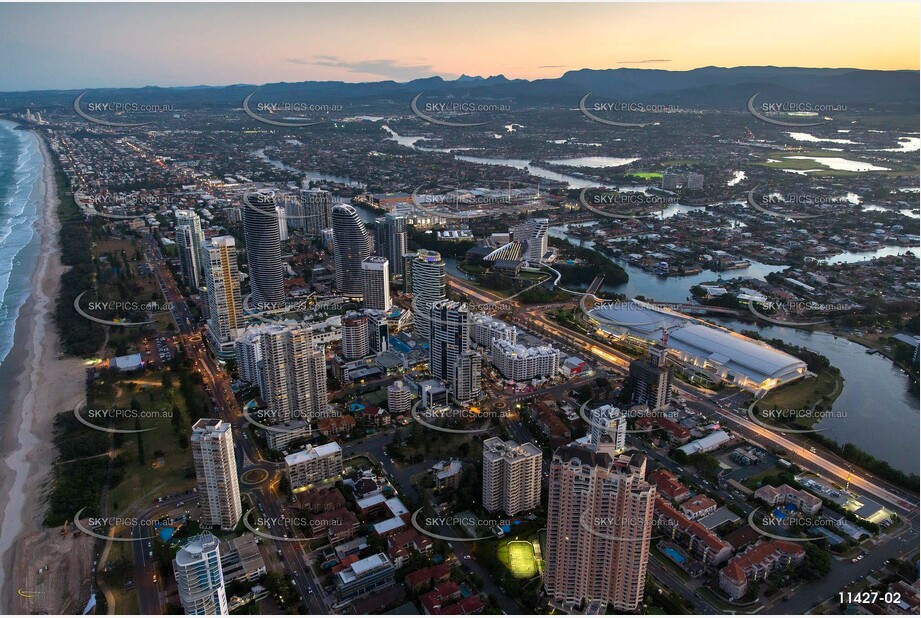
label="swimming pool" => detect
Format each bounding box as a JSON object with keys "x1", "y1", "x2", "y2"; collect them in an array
[{"x1": 662, "y1": 546, "x2": 687, "y2": 564}]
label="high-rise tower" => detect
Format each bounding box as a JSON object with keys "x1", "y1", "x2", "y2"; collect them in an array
[
  {"x1": 242, "y1": 192, "x2": 285, "y2": 307},
  {"x1": 203, "y1": 236, "x2": 243, "y2": 358},
  {"x1": 173, "y1": 532, "x2": 229, "y2": 615},
  {"x1": 331, "y1": 204, "x2": 372, "y2": 297},
  {"x1": 191, "y1": 419, "x2": 242, "y2": 530},
  {"x1": 544, "y1": 445, "x2": 655, "y2": 612},
  {"x1": 361, "y1": 256, "x2": 391, "y2": 311},
  {"x1": 410, "y1": 249, "x2": 446, "y2": 339},
  {"x1": 428, "y1": 299, "x2": 469, "y2": 381}
]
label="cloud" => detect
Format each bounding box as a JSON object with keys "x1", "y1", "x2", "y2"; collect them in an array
[
  {"x1": 299, "y1": 55, "x2": 438, "y2": 80},
  {"x1": 287, "y1": 58, "x2": 310, "y2": 65},
  {"x1": 538, "y1": 65, "x2": 568, "y2": 69},
  {"x1": 618, "y1": 59, "x2": 672, "y2": 64}
]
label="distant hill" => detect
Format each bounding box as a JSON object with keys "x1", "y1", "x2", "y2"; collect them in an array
[{"x1": 1, "y1": 66, "x2": 916, "y2": 109}]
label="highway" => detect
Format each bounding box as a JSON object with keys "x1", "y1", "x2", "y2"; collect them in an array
[
  {"x1": 446, "y1": 273, "x2": 920, "y2": 612},
  {"x1": 448, "y1": 274, "x2": 917, "y2": 517}
]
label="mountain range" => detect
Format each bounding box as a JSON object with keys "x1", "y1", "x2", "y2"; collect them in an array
[{"x1": 1, "y1": 66, "x2": 917, "y2": 110}]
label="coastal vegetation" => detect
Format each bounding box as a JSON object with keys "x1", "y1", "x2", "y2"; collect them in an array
[{"x1": 49, "y1": 145, "x2": 106, "y2": 356}]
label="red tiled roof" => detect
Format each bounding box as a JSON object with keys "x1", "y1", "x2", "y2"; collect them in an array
[
  {"x1": 655, "y1": 498, "x2": 731, "y2": 554},
  {"x1": 649, "y1": 469, "x2": 690, "y2": 501},
  {"x1": 405, "y1": 563, "x2": 452, "y2": 589},
  {"x1": 420, "y1": 581, "x2": 461, "y2": 614},
  {"x1": 437, "y1": 596, "x2": 485, "y2": 615},
  {"x1": 680, "y1": 495, "x2": 717, "y2": 516},
  {"x1": 720, "y1": 540, "x2": 806, "y2": 583}
]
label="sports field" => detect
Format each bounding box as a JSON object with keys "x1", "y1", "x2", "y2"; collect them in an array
[{"x1": 497, "y1": 539, "x2": 538, "y2": 578}]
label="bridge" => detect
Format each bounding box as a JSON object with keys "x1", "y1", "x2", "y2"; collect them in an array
[{"x1": 642, "y1": 301, "x2": 745, "y2": 317}]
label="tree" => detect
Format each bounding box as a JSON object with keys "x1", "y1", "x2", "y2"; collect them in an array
[{"x1": 135, "y1": 418, "x2": 146, "y2": 465}]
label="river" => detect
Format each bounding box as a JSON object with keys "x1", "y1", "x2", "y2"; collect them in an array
[
  {"x1": 349, "y1": 138, "x2": 918, "y2": 473},
  {"x1": 549, "y1": 223, "x2": 918, "y2": 472}
]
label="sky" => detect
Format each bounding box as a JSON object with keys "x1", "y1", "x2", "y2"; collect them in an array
[{"x1": 0, "y1": 2, "x2": 918, "y2": 91}]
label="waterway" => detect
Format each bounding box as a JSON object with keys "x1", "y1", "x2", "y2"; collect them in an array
[
  {"x1": 347, "y1": 137, "x2": 918, "y2": 473},
  {"x1": 549, "y1": 223, "x2": 918, "y2": 472}
]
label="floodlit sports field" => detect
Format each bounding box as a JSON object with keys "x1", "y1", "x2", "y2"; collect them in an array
[{"x1": 497, "y1": 540, "x2": 538, "y2": 579}]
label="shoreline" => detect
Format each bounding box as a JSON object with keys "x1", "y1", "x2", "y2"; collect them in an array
[{"x1": 0, "y1": 129, "x2": 87, "y2": 607}]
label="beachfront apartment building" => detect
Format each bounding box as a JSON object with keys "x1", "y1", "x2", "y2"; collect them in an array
[
  {"x1": 203, "y1": 236, "x2": 243, "y2": 359},
  {"x1": 173, "y1": 533, "x2": 229, "y2": 615},
  {"x1": 191, "y1": 419, "x2": 242, "y2": 530}
]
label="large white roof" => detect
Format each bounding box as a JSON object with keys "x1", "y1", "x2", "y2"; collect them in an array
[{"x1": 589, "y1": 301, "x2": 806, "y2": 383}]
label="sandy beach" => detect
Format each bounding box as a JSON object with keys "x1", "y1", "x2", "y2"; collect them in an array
[{"x1": 0, "y1": 131, "x2": 87, "y2": 609}]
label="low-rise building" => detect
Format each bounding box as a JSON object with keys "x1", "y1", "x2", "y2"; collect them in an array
[
  {"x1": 317, "y1": 414, "x2": 356, "y2": 437},
  {"x1": 431, "y1": 460, "x2": 463, "y2": 493},
  {"x1": 754, "y1": 484, "x2": 822, "y2": 515},
  {"x1": 263, "y1": 419, "x2": 311, "y2": 451},
  {"x1": 386, "y1": 529, "x2": 434, "y2": 568},
  {"x1": 649, "y1": 469, "x2": 691, "y2": 503},
  {"x1": 677, "y1": 430, "x2": 732, "y2": 456},
  {"x1": 335, "y1": 553, "x2": 396, "y2": 602},
  {"x1": 405, "y1": 563, "x2": 452, "y2": 592},
  {"x1": 420, "y1": 581, "x2": 461, "y2": 615},
  {"x1": 719, "y1": 540, "x2": 806, "y2": 600},
  {"x1": 654, "y1": 498, "x2": 733, "y2": 566},
  {"x1": 285, "y1": 442, "x2": 343, "y2": 491},
  {"x1": 680, "y1": 495, "x2": 719, "y2": 521},
  {"x1": 219, "y1": 533, "x2": 267, "y2": 583}
]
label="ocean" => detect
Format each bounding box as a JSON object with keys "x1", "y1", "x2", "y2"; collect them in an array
[{"x1": 0, "y1": 120, "x2": 43, "y2": 373}]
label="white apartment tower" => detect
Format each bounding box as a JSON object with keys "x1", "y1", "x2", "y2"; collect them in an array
[
  {"x1": 387, "y1": 380, "x2": 414, "y2": 416},
  {"x1": 285, "y1": 442, "x2": 343, "y2": 491},
  {"x1": 453, "y1": 350, "x2": 482, "y2": 403},
  {"x1": 470, "y1": 313, "x2": 518, "y2": 353},
  {"x1": 296, "y1": 188, "x2": 333, "y2": 235},
  {"x1": 589, "y1": 404, "x2": 627, "y2": 454},
  {"x1": 173, "y1": 532, "x2": 229, "y2": 615},
  {"x1": 481, "y1": 437, "x2": 542, "y2": 516},
  {"x1": 191, "y1": 419, "x2": 242, "y2": 530},
  {"x1": 341, "y1": 312, "x2": 370, "y2": 360},
  {"x1": 254, "y1": 321, "x2": 328, "y2": 423},
  {"x1": 242, "y1": 191, "x2": 286, "y2": 307},
  {"x1": 176, "y1": 224, "x2": 202, "y2": 290},
  {"x1": 176, "y1": 209, "x2": 204, "y2": 289},
  {"x1": 361, "y1": 256, "x2": 391, "y2": 311},
  {"x1": 492, "y1": 339, "x2": 560, "y2": 381},
  {"x1": 410, "y1": 249, "x2": 446, "y2": 339},
  {"x1": 331, "y1": 204, "x2": 372, "y2": 298}
]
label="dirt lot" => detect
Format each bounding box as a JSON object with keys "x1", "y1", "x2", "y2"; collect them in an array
[{"x1": 9, "y1": 524, "x2": 95, "y2": 614}]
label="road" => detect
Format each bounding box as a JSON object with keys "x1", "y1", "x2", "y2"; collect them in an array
[
  {"x1": 136, "y1": 238, "x2": 330, "y2": 614},
  {"x1": 446, "y1": 273, "x2": 920, "y2": 612},
  {"x1": 343, "y1": 432, "x2": 525, "y2": 614},
  {"x1": 132, "y1": 492, "x2": 195, "y2": 614},
  {"x1": 456, "y1": 269, "x2": 919, "y2": 518}
]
